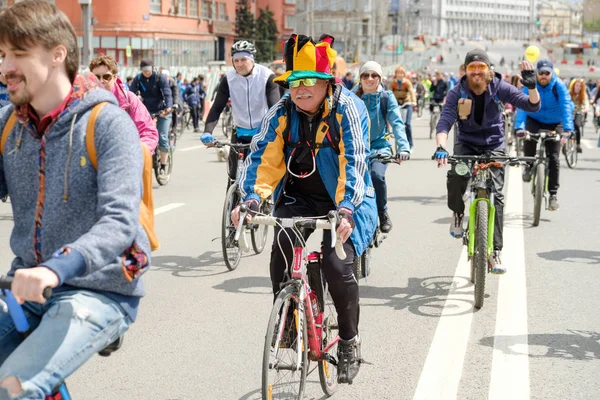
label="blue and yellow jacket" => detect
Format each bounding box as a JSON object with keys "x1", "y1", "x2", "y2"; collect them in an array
[{"x1": 239, "y1": 86, "x2": 378, "y2": 256}]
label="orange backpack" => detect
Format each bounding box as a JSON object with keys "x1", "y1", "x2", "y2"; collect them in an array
[{"x1": 1, "y1": 102, "x2": 160, "y2": 251}]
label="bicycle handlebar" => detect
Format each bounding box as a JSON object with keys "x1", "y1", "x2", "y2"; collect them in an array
[
  {"x1": 0, "y1": 277, "x2": 53, "y2": 299},
  {"x1": 370, "y1": 154, "x2": 401, "y2": 164},
  {"x1": 447, "y1": 155, "x2": 535, "y2": 166},
  {"x1": 213, "y1": 141, "x2": 251, "y2": 150},
  {"x1": 236, "y1": 204, "x2": 347, "y2": 260}
]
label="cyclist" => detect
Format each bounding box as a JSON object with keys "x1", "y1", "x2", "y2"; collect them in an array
[
  {"x1": 0, "y1": 1, "x2": 150, "y2": 398},
  {"x1": 433, "y1": 49, "x2": 541, "y2": 274},
  {"x1": 201, "y1": 40, "x2": 281, "y2": 184},
  {"x1": 129, "y1": 59, "x2": 173, "y2": 179},
  {"x1": 569, "y1": 78, "x2": 589, "y2": 153},
  {"x1": 0, "y1": 72, "x2": 8, "y2": 108},
  {"x1": 388, "y1": 66, "x2": 416, "y2": 148},
  {"x1": 515, "y1": 59, "x2": 574, "y2": 211},
  {"x1": 183, "y1": 77, "x2": 205, "y2": 133},
  {"x1": 354, "y1": 61, "x2": 410, "y2": 233},
  {"x1": 89, "y1": 55, "x2": 158, "y2": 153},
  {"x1": 415, "y1": 75, "x2": 426, "y2": 117},
  {"x1": 429, "y1": 70, "x2": 448, "y2": 113},
  {"x1": 232, "y1": 34, "x2": 377, "y2": 384},
  {"x1": 159, "y1": 69, "x2": 182, "y2": 135}
]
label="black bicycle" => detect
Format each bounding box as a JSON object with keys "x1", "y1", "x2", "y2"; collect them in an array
[{"x1": 151, "y1": 112, "x2": 177, "y2": 186}]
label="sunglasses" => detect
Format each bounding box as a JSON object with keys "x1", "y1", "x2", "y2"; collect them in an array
[
  {"x1": 537, "y1": 71, "x2": 551, "y2": 76},
  {"x1": 466, "y1": 64, "x2": 488, "y2": 72},
  {"x1": 361, "y1": 73, "x2": 380, "y2": 80},
  {"x1": 94, "y1": 73, "x2": 113, "y2": 82},
  {"x1": 288, "y1": 78, "x2": 317, "y2": 88}
]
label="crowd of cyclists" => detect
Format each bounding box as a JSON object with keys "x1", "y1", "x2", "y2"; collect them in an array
[{"x1": 0, "y1": 1, "x2": 597, "y2": 398}]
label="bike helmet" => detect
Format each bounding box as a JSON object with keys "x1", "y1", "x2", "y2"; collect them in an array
[{"x1": 231, "y1": 40, "x2": 256, "y2": 56}]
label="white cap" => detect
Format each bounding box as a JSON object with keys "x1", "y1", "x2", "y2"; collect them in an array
[{"x1": 359, "y1": 61, "x2": 383, "y2": 78}]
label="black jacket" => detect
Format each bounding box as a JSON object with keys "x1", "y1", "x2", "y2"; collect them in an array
[{"x1": 129, "y1": 71, "x2": 173, "y2": 114}]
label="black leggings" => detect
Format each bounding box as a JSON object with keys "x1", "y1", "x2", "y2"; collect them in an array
[{"x1": 269, "y1": 194, "x2": 359, "y2": 340}]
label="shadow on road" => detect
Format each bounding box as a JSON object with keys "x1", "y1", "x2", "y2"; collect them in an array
[
  {"x1": 150, "y1": 252, "x2": 231, "y2": 278},
  {"x1": 360, "y1": 275, "x2": 474, "y2": 317},
  {"x1": 0, "y1": 214, "x2": 13, "y2": 221},
  {"x1": 388, "y1": 195, "x2": 446, "y2": 206},
  {"x1": 503, "y1": 212, "x2": 550, "y2": 228},
  {"x1": 479, "y1": 330, "x2": 600, "y2": 360},
  {"x1": 213, "y1": 276, "x2": 272, "y2": 295},
  {"x1": 537, "y1": 249, "x2": 600, "y2": 264}
]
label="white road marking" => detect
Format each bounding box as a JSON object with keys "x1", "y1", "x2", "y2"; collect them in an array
[
  {"x1": 179, "y1": 145, "x2": 205, "y2": 152},
  {"x1": 581, "y1": 139, "x2": 594, "y2": 150},
  {"x1": 413, "y1": 248, "x2": 473, "y2": 400},
  {"x1": 488, "y1": 166, "x2": 530, "y2": 400},
  {"x1": 154, "y1": 203, "x2": 185, "y2": 215}
]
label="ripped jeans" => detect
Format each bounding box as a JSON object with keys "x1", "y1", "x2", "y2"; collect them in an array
[{"x1": 0, "y1": 290, "x2": 130, "y2": 400}]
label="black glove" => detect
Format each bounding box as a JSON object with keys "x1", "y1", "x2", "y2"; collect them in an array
[
  {"x1": 337, "y1": 207, "x2": 356, "y2": 229},
  {"x1": 520, "y1": 69, "x2": 537, "y2": 90},
  {"x1": 243, "y1": 199, "x2": 260, "y2": 217}
]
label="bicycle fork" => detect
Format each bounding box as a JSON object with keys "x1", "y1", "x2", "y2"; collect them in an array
[{"x1": 467, "y1": 194, "x2": 495, "y2": 259}]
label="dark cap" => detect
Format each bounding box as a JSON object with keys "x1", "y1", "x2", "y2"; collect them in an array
[
  {"x1": 140, "y1": 58, "x2": 154, "y2": 70},
  {"x1": 536, "y1": 59, "x2": 553, "y2": 73},
  {"x1": 464, "y1": 49, "x2": 491, "y2": 67}
]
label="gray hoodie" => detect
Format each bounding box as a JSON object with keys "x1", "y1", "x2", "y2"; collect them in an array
[{"x1": 0, "y1": 75, "x2": 150, "y2": 320}]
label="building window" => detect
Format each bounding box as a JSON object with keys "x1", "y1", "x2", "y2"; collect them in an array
[
  {"x1": 285, "y1": 0, "x2": 295, "y2": 3},
  {"x1": 190, "y1": 0, "x2": 199, "y2": 17},
  {"x1": 150, "y1": 0, "x2": 161, "y2": 13},
  {"x1": 285, "y1": 15, "x2": 295, "y2": 29},
  {"x1": 0, "y1": 0, "x2": 7, "y2": 7},
  {"x1": 201, "y1": 1, "x2": 210, "y2": 19},
  {"x1": 178, "y1": 0, "x2": 186, "y2": 16},
  {"x1": 219, "y1": 3, "x2": 226, "y2": 20}
]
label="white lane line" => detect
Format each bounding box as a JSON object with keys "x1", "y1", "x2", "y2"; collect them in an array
[
  {"x1": 179, "y1": 145, "x2": 205, "y2": 152},
  {"x1": 154, "y1": 203, "x2": 185, "y2": 215},
  {"x1": 582, "y1": 139, "x2": 594, "y2": 150},
  {"x1": 413, "y1": 248, "x2": 473, "y2": 400},
  {"x1": 488, "y1": 166, "x2": 530, "y2": 399}
]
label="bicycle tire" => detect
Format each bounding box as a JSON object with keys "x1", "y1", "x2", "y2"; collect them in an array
[
  {"x1": 352, "y1": 255, "x2": 361, "y2": 281},
  {"x1": 155, "y1": 145, "x2": 173, "y2": 186},
  {"x1": 223, "y1": 113, "x2": 232, "y2": 138},
  {"x1": 251, "y1": 218, "x2": 269, "y2": 255},
  {"x1": 473, "y1": 200, "x2": 488, "y2": 309},
  {"x1": 361, "y1": 247, "x2": 371, "y2": 279},
  {"x1": 564, "y1": 136, "x2": 578, "y2": 169},
  {"x1": 417, "y1": 99, "x2": 424, "y2": 118},
  {"x1": 318, "y1": 287, "x2": 339, "y2": 396},
  {"x1": 262, "y1": 285, "x2": 307, "y2": 400},
  {"x1": 222, "y1": 184, "x2": 242, "y2": 271},
  {"x1": 532, "y1": 163, "x2": 544, "y2": 227}
]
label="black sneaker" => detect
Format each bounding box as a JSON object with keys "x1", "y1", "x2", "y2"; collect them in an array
[
  {"x1": 548, "y1": 195, "x2": 559, "y2": 211},
  {"x1": 379, "y1": 211, "x2": 393, "y2": 233},
  {"x1": 337, "y1": 336, "x2": 361, "y2": 384},
  {"x1": 576, "y1": 145, "x2": 582, "y2": 153}
]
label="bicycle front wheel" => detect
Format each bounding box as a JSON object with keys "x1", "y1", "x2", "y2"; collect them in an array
[
  {"x1": 222, "y1": 184, "x2": 242, "y2": 270},
  {"x1": 473, "y1": 200, "x2": 488, "y2": 309},
  {"x1": 564, "y1": 135, "x2": 578, "y2": 169},
  {"x1": 251, "y1": 200, "x2": 272, "y2": 254},
  {"x1": 532, "y1": 163, "x2": 545, "y2": 227},
  {"x1": 262, "y1": 285, "x2": 308, "y2": 400}
]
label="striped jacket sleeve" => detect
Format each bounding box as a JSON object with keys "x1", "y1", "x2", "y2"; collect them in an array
[
  {"x1": 335, "y1": 93, "x2": 370, "y2": 213},
  {"x1": 239, "y1": 102, "x2": 287, "y2": 203}
]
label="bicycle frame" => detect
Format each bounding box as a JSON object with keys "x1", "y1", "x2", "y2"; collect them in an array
[{"x1": 527, "y1": 130, "x2": 558, "y2": 195}]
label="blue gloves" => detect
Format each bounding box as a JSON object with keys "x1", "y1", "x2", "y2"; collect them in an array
[
  {"x1": 433, "y1": 146, "x2": 448, "y2": 160},
  {"x1": 201, "y1": 133, "x2": 215, "y2": 144}
]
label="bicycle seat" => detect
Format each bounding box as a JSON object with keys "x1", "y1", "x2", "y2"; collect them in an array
[{"x1": 98, "y1": 335, "x2": 124, "y2": 357}]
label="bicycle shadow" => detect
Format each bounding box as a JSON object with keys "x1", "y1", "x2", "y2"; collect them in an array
[
  {"x1": 360, "y1": 275, "x2": 475, "y2": 317},
  {"x1": 537, "y1": 249, "x2": 600, "y2": 265},
  {"x1": 237, "y1": 382, "x2": 329, "y2": 400},
  {"x1": 479, "y1": 330, "x2": 600, "y2": 360},
  {"x1": 150, "y1": 252, "x2": 231, "y2": 278},
  {"x1": 503, "y1": 212, "x2": 550, "y2": 228},
  {"x1": 387, "y1": 195, "x2": 447, "y2": 206},
  {"x1": 213, "y1": 276, "x2": 273, "y2": 295}
]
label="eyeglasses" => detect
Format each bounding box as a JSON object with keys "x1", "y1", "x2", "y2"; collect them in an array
[
  {"x1": 466, "y1": 64, "x2": 488, "y2": 72},
  {"x1": 288, "y1": 78, "x2": 318, "y2": 88},
  {"x1": 361, "y1": 73, "x2": 380, "y2": 80},
  {"x1": 94, "y1": 73, "x2": 113, "y2": 82},
  {"x1": 537, "y1": 71, "x2": 551, "y2": 76}
]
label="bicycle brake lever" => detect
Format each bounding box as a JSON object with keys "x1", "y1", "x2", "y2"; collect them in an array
[{"x1": 328, "y1": 211, "x2": 347, "y2": 260}]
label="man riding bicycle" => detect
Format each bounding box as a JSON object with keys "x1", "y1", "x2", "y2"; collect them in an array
[
  {"x1": 231, "y1": 34, "x2": 377, "y2": 384},
  {"x1": 433, "y1": 49, "x2": 541, "y2": 274},
  {"x1": 201, "y1": 41, "x2": 281, "y2": 184},
  {"x1": 129, "y1": 59, "x2": 173, "y2": 179},
  {"x1": 429, "y1": 70, "x2": 448, "y2": 112},
  {"x1": 0, "y1": 2, "x2": 150, "y2": 398},
  {"x1": 515, "y1": 59, "x2": 574, "y2": 211}
]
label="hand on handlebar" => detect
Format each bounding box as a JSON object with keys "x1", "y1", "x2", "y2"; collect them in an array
[
  {"x1": 201, "y1": 133, "x2": 216, "y2": 146},
  {"x1": 560, "y1": 131, "x2": 572, "y2": 145},
  {"x1": 336, "y1": 207, "x2": 354, "y2": 243},
  {"x1": 433, "y1": 145, "x2": 449, "y2": 167},
  {"x1": 396, "y1": 151, "x2": 411, "y2": 162},
  {"x1": 516, "y1": 130, "x2": 528, "y2": 138},
  {"x1": 231, "y1": 200, "x2": 260, "y2": 228},
  {"x1": 11, "y1": 267, "x2": 59, "y2": 304}
]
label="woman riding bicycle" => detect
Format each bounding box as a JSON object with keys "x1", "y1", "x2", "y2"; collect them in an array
[
  {"x1": 354, "y1": 61, "x2": 411, "y2": 233},
  {"x1": 388, "y1": 66, "x2": 416, "y2": 148},
  {"x1": 569, "y1": 78, "x2": 589, "y2": 153}
]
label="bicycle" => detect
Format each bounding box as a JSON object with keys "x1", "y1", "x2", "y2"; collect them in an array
[
  {"x1": 151, "y1": 112, "x2": 177, "y2": 186},
  {"x1": 446, "y1": 154, "x2": 528, "y2": 308},
  {"x1": 429, "y1": 102, "x2": 443, "y2": 139},
  {"x1": 562, "y1": 112, "x2": 583, "y2": 169},
  {"x1": 176, "y1": 104, "x2": 193, "y2": 137},
  {"x1": 0, "y1": 276, "x2": 124, "y2": 400},
  {"x1": 234, "y1": 204, "x2": 349, "y2": 398},
  {"x1": 503, "y1": 109, "x2": 514, "y2": 149},
  {"x1": 416, "y1": 94, "x2": 425, "y2": 118},
  {"x1": 523, "y1": 129, "x2": 560, "y2": 226},
  {"x1": 213, "y1": 141, "x2": 272, "y2": 271},
  {"x1": 221, "y1": 100, "x2": 233, "y2": 139}
]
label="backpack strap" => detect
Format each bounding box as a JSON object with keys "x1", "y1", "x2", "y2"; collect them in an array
[
  {"x1": 1, "y1": 112, "x2": 17, "y2": 156},
  {"x1": 380, "y1": 90, "x2": 389, "y2": 121},
  {"x1": 85, "y1": 102, "x2": 109, "y2": 170},
  {"x1": 552, "y1": 84, "x2": 559, "y2": 101}
]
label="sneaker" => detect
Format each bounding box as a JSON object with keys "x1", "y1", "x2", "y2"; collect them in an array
[
  {"x1": 158, "y1": 167, "x2": 168, "y2": 180},
  {"x1": 337, "y1": 335, "x2": 361, "y2": 384},
  {"x1": 522, "y1": 167, "x2": 532, "y2": 183},
  {"x1": 490, "y1": 250, "x2": 506, "y2": 274},
  {"x1": 379, "y1": 211, "x2": 393, "y2": 233},
  {"x1": 449, "y1": 213, "x2": 464, "y2": 238},
  {"x1": 576, "y1": 145, "x2": 582, "y2": 153},
  {"x1": 548, "y1": 195, "x2": 559, "y2": 211}
]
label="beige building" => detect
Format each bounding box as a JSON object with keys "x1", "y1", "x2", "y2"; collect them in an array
[
  {"x1": 538, "y1": 0, "x2": 583, "y2": 39},
  {"x1": 584, "y1": 0, "x2": 600, "y2": 22}
]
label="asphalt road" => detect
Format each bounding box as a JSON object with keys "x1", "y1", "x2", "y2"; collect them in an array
[{"x1": 0, "y1": 113, "x2": 598, "y2": 400}]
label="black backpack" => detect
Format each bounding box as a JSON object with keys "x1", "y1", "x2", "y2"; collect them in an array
[{"x1": 282, "y1": 84, "x2": 344, "y2": 154}]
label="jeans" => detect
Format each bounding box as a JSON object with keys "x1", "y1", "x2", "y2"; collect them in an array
[
  {"x1": 156, "y1": 114, "x2": 172, "y2": 153},
  {"x1": 270, "y1": 194, "x2": 359, "y2": 340},
  {"x1": 447, "y1": 142, "x2": 505, "y2": 251},
  {"x1": 189, "y1": 105, "x2": 200, "y2": 130},
  {"x1": 0, "y1": 290, "x2": 130, "y2": 400},
  {"x1": 523, "y1": 117, "x2": 561, "y2": 195},
  {"x1": 370, "y1": 161, "x2": 388, "y2": 215},
  {"x1": 402, "y1": 105, "x2": 413, "y2": 148}
]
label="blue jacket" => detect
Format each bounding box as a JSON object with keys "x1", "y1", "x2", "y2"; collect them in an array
[
  {"x1": 515, "y1": 73, "x2": 574, "y2": 131},
  {"x1": 128, "y1": 71, "x2": 173, "y2": 114},
  {"x1": 239, "y1": 87, "x2": 377, "y2": 256},
  {"x1": 356, "y1": 86, "x2": 410, "y2": 156},
  {"x1": 437, "y1": 72, "x2": 541, "y2": 149},
  {"x1": 0, "y1": 82, "x2": 8, "y2": 108}
]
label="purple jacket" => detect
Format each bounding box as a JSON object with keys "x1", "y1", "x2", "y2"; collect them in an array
[{"x1": 436, "y1": 72, "x2": 540, "y2": 149}]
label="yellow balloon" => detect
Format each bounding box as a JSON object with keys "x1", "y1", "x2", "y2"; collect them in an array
[
  {"x1": 524, "y1": 45, "x2": 540, "y2": 63},
  {"x1": 554, "y1": 67, "x2": 560, "y2": 76}
]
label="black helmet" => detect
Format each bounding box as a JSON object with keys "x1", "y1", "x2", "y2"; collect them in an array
[{"x1": 231, "y1": 40, "x2": 256, "y2": 56}]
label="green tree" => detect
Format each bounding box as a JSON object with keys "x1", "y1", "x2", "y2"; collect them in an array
[
  {"x1": 584, "y1": 19, "x2": 600, "y2": 33},
  {"x1": 235, "y1": 0, "x2": 255, "y2": 41},
  {"x1": 255, "y1": 7, "x2": 279, "y2": 63}
]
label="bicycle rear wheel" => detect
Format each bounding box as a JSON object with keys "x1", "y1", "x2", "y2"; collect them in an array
[
  {"x1": 318, "y1": 283, "x2": 339, "y2": 397},
  {"x1": 251, "y1": 199, "x2": 272, "y2": 254},
  {"x1": 262, "y1": 285, "x2": 308, "y2": 400},
  {"x1": 222, "y1": 184, "x2": 242, "y2": 270},
  {"x1": 429, "y1": 113, "x2": 439, "y2": 139},
  {"x1": 473, "y1": 200, "x2": 488, "y2": 309},
  {"x1": 564, "y1": 135, "x2": 578, "y2": 169},
  {"x1": 532, "y1": 163, "x2": 544, "y2": 227}
]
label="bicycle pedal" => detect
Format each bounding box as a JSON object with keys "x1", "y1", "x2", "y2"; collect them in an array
[{"x1": 358, "y1": 358, "x2": 373, "y2": 366}]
